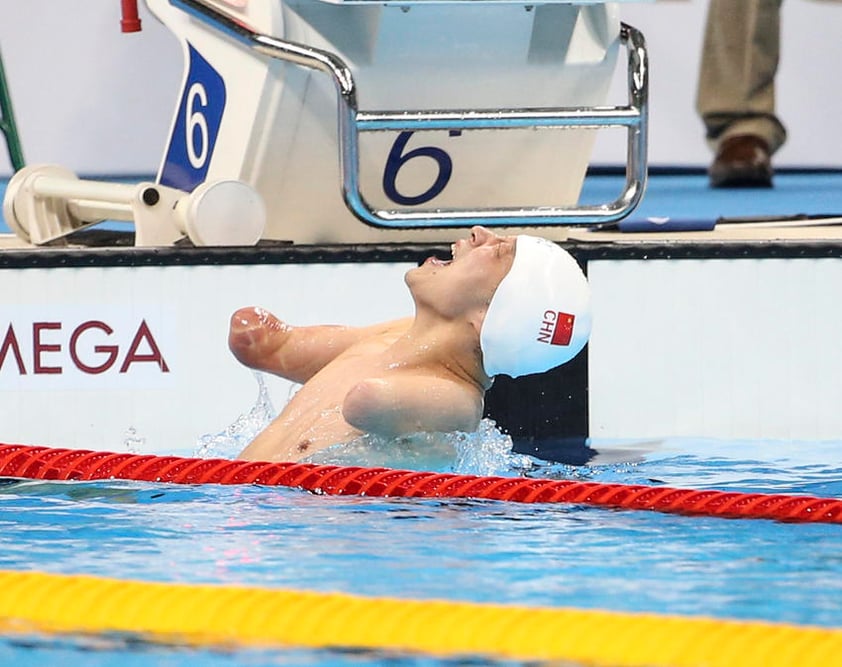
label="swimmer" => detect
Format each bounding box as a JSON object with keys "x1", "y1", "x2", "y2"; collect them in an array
[{"x1": 229, "y1": 226, "x2": 591, "y2": 462}]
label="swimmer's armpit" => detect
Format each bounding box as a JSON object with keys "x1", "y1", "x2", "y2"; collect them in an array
[{"x1": 342, "y1": 376, "x2": 482, "y2": 438}]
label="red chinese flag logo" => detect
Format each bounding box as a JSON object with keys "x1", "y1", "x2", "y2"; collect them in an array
[{"x1": 550, "y1": 312, "x2": 575, "y2": 346}]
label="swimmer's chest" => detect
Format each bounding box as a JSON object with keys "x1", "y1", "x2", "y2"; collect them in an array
[{"x1": 309, "y1": 332, "x2": 428, "y2": 390}]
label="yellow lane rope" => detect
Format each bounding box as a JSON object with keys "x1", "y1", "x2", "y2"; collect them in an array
[{"x1": 0, "y1": 570, "x2": 839, "y2": 666}]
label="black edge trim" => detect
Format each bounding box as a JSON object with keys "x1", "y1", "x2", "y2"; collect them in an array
[{"x1": 4, "y1": 237, "x2": 842, "y2": 269}]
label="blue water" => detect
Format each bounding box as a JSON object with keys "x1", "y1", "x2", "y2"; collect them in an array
[{"x1": 0, "y1": 432, "x2": 840, "y2": 666}]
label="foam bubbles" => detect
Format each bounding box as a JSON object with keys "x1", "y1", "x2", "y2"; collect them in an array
[{"x1": 306, "y1": 418, "x2": 533, "y2": 476}]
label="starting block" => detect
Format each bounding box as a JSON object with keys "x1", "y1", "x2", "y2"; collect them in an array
[
  {"x1": 4, "y1": 0, "x2": 647, "y2": 247},
  {"x1": 145, "y1": 0, "x2": 648, "y2": 244}
]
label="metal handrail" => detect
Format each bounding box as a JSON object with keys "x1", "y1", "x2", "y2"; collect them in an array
[{"x1": 170, "y1": 0, "x2": 648, "y2": 227}]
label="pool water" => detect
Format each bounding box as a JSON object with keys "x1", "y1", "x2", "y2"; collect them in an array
[{"x1": 0, "y1": 431, "x2": 840, "y2": 666}]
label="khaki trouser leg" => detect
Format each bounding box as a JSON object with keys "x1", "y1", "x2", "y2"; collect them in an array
[{"x1": 696, "y1": 0, "x2": 787, "y2": 154}]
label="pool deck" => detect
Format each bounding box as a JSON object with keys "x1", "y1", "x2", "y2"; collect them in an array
[{"x1": 5, "y1": 166, "x2": 842, "y2": 242}]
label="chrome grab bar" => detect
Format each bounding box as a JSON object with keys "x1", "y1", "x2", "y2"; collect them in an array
[{"x1": 170, "y1": 0, "x2": 648, "y2": 227}]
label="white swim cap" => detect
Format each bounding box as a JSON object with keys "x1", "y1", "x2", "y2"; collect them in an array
[{"x1": 480, "y1": 235, "x2": 591, "y2": 378}]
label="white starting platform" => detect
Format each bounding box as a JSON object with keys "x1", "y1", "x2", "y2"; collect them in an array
[
  {"x1": 4, "y1": 0, "x2": 646, "y2": 247},
  {"x1": 2, "y1": 0, "x2": 842, "y2": 461}
]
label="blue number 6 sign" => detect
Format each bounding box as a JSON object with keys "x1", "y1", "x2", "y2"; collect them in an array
[
  {"x1": 160, "y1": 45, "x2": 226, "y2": 192},
  {"x1": 382, "y1": 132, "x2": 453, "y2": 206}
]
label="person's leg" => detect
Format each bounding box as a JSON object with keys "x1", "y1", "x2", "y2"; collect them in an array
[{"x1": 696, "y1": 0, "x2": 786, "y2": 187}]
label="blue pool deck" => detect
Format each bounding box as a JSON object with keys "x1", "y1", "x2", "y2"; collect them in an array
[
  {"x1": 580, "y1": 167, "x2": 842, "y2": 228},
  {"x1": 3, "y1": 167, "x2": 842, "y2": 238}
]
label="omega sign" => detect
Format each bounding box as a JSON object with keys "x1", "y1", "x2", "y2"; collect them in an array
[{"x1": 0, "y1": 313, "x2": 175, "y2": 388}]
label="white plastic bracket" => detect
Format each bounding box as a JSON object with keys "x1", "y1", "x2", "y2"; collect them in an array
[{"x1": 2, "y1": 164, "x2": 266, "y2": 247}]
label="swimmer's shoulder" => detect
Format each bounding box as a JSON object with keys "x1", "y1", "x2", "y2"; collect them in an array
[
  {"x1": 329, "y1": 317, "x2": 412, "y2": 361},
  {"x1": 358, "y1": 317, "x2": 413, "y2": 340}
]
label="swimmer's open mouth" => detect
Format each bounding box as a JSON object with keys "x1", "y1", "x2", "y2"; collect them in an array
[{"x1": 425, "y1": 244, "x2": 456, "y2": 267}]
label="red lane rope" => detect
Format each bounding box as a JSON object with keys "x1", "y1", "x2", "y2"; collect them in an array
[{"x1": 0, "y1": 443, "x2": 840, "y2": 524}]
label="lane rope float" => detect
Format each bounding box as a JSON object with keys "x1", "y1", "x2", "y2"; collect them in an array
[
  {"x1": 0, "y1": 443, "x2": 840, "y2": 523},
  {"x1": 0, "y1": 569, "x2": 839, "y2": 667}
]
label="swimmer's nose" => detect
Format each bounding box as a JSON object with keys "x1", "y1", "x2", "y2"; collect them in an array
[{"x1": 469, "y1": 225, "x2": 494, "y2": 246}]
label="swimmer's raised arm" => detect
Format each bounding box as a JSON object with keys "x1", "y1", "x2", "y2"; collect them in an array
[
  {"x1": 342, "y1": 374, "x2": 484, "y2": 438},
  {"x1": 228, "y1": 307, "x2": 411, "y2": 383}
]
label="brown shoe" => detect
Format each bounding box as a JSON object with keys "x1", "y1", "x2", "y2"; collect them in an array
[{"x1": 709, "y1": 134, "x2": 773, "y2": 188}]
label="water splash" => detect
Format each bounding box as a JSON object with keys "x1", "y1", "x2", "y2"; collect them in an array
[
  {"x1": 193, "y1": 372, "x2": 531, "y2": 475},
  {"x1": 122, "y1": 427, "x2": 145, "y2": 455},
  {"x1": 451, "y1": 419, "x2": 534, "y2": 476},
  {"x1": 194, "y1": 372, "x2": 278, "y2": 459},
  {"x1": 306, "y1": 419, "x2": 533, "y2": 476}
]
